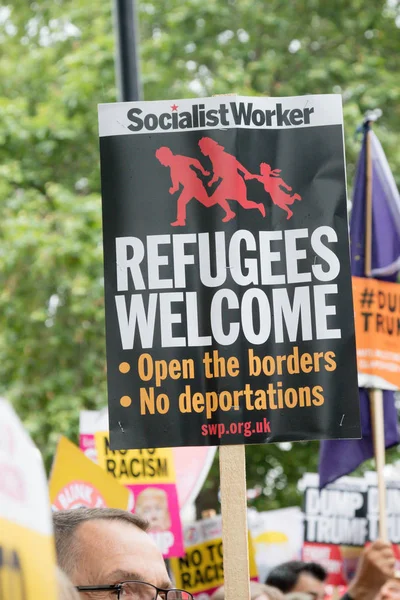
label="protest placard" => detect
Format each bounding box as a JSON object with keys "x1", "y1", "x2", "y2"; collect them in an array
[
  {"x1": 365, "y1": 472, "x2": 400, "y2": 543},
  {"x1": 49, "y1": 436, "x2": 132, "y2": 511},
  {"x1": 353, "y1": 276, "x2": 400, "y2": 390},
  {"x1": 301, "y1": 472, "x2": 400, "y2": 585},
  {"x1": 95, "y1": 431, "x2": 184, "y2": 557},
  {"x1": 248, "y1": 507, "x2": 303, "y2": 582},
  {"x1": 79, "y1": 408, "x2": 216, "y2": 512},
  {"x1": 170, "y1": 516, "x2": 258, "y2": 600},
  {"x1": 0, "y1": 398, "x2": 58, "y2": 599},
  {"x1": 98, "y1": 93, "x2": 360, "y2": 450},
  {"x1": 302, "y1": 474, "x2": 368, "y2": 547},
  {"x1": 301, "y1": 473, "x2": 367, "y2": 585}
]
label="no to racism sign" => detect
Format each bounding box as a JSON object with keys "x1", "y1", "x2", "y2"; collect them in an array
[
  {"x1": 98, "y1": 94, "x2": 360, "y2": 449},
  {"x1": 95, "y1": 432, "x2": 184, "y2": 558},
  {"x1": 170, "y1": 516, "x2": 258, "y2": 600}
]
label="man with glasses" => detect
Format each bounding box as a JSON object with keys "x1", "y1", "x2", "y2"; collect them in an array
[{"x1": 53, "y1": 507, "x2": 193, "y2": 600}]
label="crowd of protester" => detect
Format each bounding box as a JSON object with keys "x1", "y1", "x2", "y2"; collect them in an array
[{"x1": 53, "y1": 507, "x2": 400, "y2": 600}]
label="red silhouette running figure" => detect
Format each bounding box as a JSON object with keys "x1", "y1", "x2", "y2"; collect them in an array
[
  {"x1": 156, "y1": 146, "x2": 215, "y2": 226},
  {"x1": 246, "y1": 162, "x2": 301, "y2": 220},
  {"x1": 198, "y1": 137, "x2": 266, "y2": 221}
]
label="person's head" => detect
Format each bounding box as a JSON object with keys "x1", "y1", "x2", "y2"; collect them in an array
[
  {"x1": 375, "y1": 579, "x2": 400, "y2": 600},
  {"x1": 266, "y1": 561, "x2": 327, "y2": 600},
  {"x1": 53, "y1": 508, "x2": 187, "y2": 600},
  {"x1": 198, "y1": 137, "x2": 220, "y2": 157},
  {"x1": 211, "y1": 581, "x2": 284, "y2": 600},
  {"x1": 135, "y1": 488, "x2": 171, "y2": 531},
  {"x1": 57, "y1": 567, "x2": 80, "y2": 600},
  {"x1": 156, "y1": 146, "x2": 174, "y2": 166},
  {"x1": 260, "y1": 163, "x2": 272, "y2": 176}
]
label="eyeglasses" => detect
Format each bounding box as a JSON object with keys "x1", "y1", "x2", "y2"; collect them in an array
[{"x1": 76, "y1": 580, "x2": 193, "y2": 600}]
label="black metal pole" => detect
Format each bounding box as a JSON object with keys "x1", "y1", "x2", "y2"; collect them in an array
[{"x1": 113, "y1": 0, "x2": 142, "y2": 102}]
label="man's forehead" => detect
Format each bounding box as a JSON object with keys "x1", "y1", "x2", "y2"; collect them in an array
[
  {"x1": 73, "y1": 518, "x2": 169, "y2": 586},
  {"x1": 295, "y1": 573, "x2": 324, "y2": 591},
  {"x1": 75, "y1": 517, "x2": 157, "y2": 556}
]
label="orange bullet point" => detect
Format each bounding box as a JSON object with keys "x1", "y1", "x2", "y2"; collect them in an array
[{"x1": 120, "y1": 396, "x2": 132, "y2": 407}]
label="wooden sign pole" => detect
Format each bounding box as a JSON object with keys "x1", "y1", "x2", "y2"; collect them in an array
[
  {"x1": 370, "y1": 390, "x2": 388, "y2": 540},
  {"x1": 364, "y1": 123, "x2": 388, "y2": 541},
  {"x1": 220, "y1": 445, "x2": 250, "y2": 600},
  {"x1": 211, "y1": 92, "x2": 250, "y2": 600}
]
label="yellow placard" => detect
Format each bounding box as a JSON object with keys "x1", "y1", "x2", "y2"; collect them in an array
[
  {"x1": 49, "y1": 436, "x2": 131, "y2": 510},
  {"x1": 0, "y1": 518, "x2": 57, "y2": 599},
  {"x1": 0, "y1": 398, "x2": 58, "y2": 600},
  {"x1": 95, "y1": 431, "x2": 176, "y2": 484},
  {"x1": 170, "y1": 534, "x2": 258, "y2": 595}
]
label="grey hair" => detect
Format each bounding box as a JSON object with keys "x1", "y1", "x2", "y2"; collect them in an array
[
  {"x1": 56, "y1": 566, "x2": 80, "y2": 600},
  {"x1": 53, "y1": 507, "x2": 148, "y2": 577}
]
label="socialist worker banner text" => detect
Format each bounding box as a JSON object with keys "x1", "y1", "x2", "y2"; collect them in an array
[{"x1": 98, "y1": 94, "x2": 360, "y2": 449}]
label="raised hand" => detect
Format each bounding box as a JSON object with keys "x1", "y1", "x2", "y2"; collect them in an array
[{"x1": 347, "y1": 540, "x2": 396, "y2": 600}]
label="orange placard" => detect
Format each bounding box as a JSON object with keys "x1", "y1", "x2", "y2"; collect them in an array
[{"x1": 352, "y1": 276, "x2": 400, "y2": 390}]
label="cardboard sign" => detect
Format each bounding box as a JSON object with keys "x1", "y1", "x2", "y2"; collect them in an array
[
  {"x1": 95, "y1": 431, "x2": 184, "y2": 557},
  {"x1": 98, "y1": 94, "x2": 360, "y2": 449},
  {"x1": 248, "y1": 507, "x2": 303, "y2": 582},
  {"x1": 302, "y1": 473, "x2": 367, "y2": 586},
  {"x1": 302, "y1": 472, "x2": 400, "y2": 546},
  {"x1": 170, "y1": 516, "x2": 258, "y2": 599},
  {"x1": 49, "y1": 436, "x2": 132, "y2": 511},
  {"x1": 0, "y1": 398, "x2": 58, "y2": 599},
  {"x1": 79, "y1": 409, "x2": 217, "y2": 511},
  {"x1": 353, "y1": 276, "x2": 400, "y2": 390},
  {"x1": 302, "y1": 543, "x2": 363, "y2": 587},
  {"x1": 302, "y1": 472, "x2": 400, "y2": 585},
  {"x1": 302, "y1": 473, "x2": 368, "y2": 547},
  {"x1": 365, "y1": 472, "x2": 400, "y2": 544}
]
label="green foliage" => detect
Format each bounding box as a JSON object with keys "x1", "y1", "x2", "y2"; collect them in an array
[{"x1": 1, "y1": 0, "x2": 399, "y2": 509}]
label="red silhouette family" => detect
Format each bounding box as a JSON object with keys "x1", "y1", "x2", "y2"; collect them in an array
[{"x1": 155, "y1": 137, "x2": 301, "y2": 227}]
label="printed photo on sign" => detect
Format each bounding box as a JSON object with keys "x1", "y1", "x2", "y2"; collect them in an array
[
  {"x1": 133, "y1": 484, "x2": 181, "y2": 555},
  {"x1": 98, "y1": 94, "x2": 360, "y2": 449}
]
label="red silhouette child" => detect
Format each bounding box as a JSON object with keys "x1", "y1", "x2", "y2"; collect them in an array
[
  {"x1": 155, "y1": 146, "x2": 234, "y2": 226},
  {"x1": 246, "y1": 162, "x2": 301, "y2": 220},
  {"x1": 198, "y1": 137, "x2": 265, "y2": 220}
]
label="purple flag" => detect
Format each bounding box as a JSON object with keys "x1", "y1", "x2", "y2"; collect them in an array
[
  {"x1": 350, "y1": 129, "x2": 400, "y2": 279},
  {"x1": 319, "y1": 389, "x2": 399, "y2": 488},
  {"x1": 319, "y1": 125, "x2": 400, "y2": 488}
]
